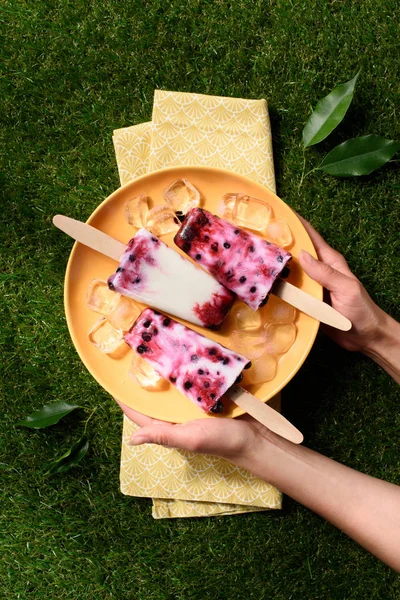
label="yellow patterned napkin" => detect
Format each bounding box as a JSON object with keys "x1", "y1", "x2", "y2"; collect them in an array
[{"x1": 113, "y1": 91, "x2": 281, "y2": 518}]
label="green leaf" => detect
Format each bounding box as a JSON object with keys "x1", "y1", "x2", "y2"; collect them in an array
[
  {"x1": 317, "y1": 135, "x2": 400, "y2": 177},
  {"x1": 46, "y1": 436, "x2": 89, "y2": 474},
  {"x1": 302, "y1": 71, "x2": 360, "y2": 147},
  {"x1": 18, "y1": 401, "x2": 81, "y2": 429}
]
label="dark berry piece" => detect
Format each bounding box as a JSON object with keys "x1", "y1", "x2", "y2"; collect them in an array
[
  {"x1": 137, "y1": 344, "x2": 148, "y2": 354},
  {"x1": 152, "y1": 327, "x2": 158, "y2": 335},
  {"x1": 208, "y1": 348, "x2": 217, "y2": 356},
  {"x1": 184, "y1": 381, "x2": 193, "y2": 390},
  {"x1": 277, "y1": 255, "x2": 284, "y2": 263},
  {"x1": 197, "y1": 397, "x2": 202, "y2": 402},
  {"x1": 163, "y1": 318, "x2": 171, "y2": 327},
  {"x1": 191, "y1": 354, "x2": 199, "y2": 362},
  {"x1": 250, "y1": 286, "x2": 257, "y2": 293},
  {"x1": 128, "y1": 254, "x2": 136, "y2": 262},
  {"x1": 182, "y1": 241, "x2": 191, "y2": 252},
  {"x1": 210, "y1": 393, "x2": 216, "y2": 399},
  {"x1": 108, "y1": 281, "x2": 115, "y2": 290},
  {"x1": 239, "y1": 276, "x2": 246, "y2": 283},
  {"x1": 223, "y1": 242, "x2": 231, "y2": 249},
  {"x1": 153, "y1": 310, "x2": 161, "y2": 315},
  {"x1": 210, "y1": 400, "x2": 224, "y2": 414},
  {"x1": 197, "y1": 212, "x2": 210, "y2": 227},
  {"x1": 169, "y1": 376, "x2": 177, "y2": 383},
  {"x1": 143, "y1": 320, "x2": 152, "y2": 328},
  {"x1": 175, "y1": 211, "x2": 185, "y2": 223},
  {"x1": 116, "y1": 267, "x2": 124, "y2": 273},
  {"x1": 244, "y1": 361, "x2": 252, "y2": 370},
  {"x1": 133, "y1": 277, "x2": 141, "y2": 284},
  {"x1": 211, "y1": 242, "x2": 219, "y2": 252},
  {"x1": 248, "y1": 245, "x2": 255, "y2": 252},
  {"x1": 225, "y1": 270, "x2": 234, "y2": 282},
  {"x1": 234, "y1": 229, "x2": 239, "y2": 235},
  {"x1": 142, "y1": 332, "x2": 152, "y2": 342},
  {"x1": 223, "y1": 357, "x2": 230, "y2": 365},
  {"x1": 204, "y1": 381, "x2": 210, "y2": 389},
  {"x1": 204, "y1": 235, "x2": 210, "y2": 242},
  {"x1": 195, "y1": 254, "x2": 202, "y2": 260},
  {"x1": 198, "y1": 369, "x2": 205, "y2": 375},
  {"x1": 217, "y1": 355, "x2": 224, "y2": 362}
]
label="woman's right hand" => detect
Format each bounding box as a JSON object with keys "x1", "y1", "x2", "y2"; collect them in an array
[{"x1": 297, "y1": 216, "x2": 387, "y2": 353}]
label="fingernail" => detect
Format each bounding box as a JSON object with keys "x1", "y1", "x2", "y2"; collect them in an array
[
  {"x1": 129, "y1": 435, "x2": 147, "y2": 446},
  {"x1": 299, "y1": 250, "x2": 316, "y2": 264}
]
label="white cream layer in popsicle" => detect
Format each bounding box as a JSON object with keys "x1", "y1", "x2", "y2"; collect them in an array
[{"x1": 107, "y1": 228, "x2": 235, "y2": 328}]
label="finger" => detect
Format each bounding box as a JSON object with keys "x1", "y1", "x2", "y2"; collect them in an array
[
  {"x1": 299, "y1": 250, "x2": 354, "y2": 294},
  {"x1": 296, "y1": 214, "x2": 352, "y2": 276},
  {"x1": 129, "y1": 422, "x2": 204, "y2": 452},
  {"x1": 114, "y1": 398, "x2": 172, "y2": 427}
]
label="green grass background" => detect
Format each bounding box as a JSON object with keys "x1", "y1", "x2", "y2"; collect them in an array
[{"x1": 1, "y1": 1, "x2": 400, "y2": 598}]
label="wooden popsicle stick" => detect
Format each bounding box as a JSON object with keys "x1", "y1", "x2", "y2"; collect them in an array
[
  {"x1": 52, "y1": 215, "x2": 126, "y2": 261},
  {"x1": 53, "y1": 214, "x2": 352, "y2": 331},
  {"x1": 228, "y1": 385, "x2": 303, "y2": 444},
  {"x1": 273, "y1": 279, "x2": 352, "y2": 332}
]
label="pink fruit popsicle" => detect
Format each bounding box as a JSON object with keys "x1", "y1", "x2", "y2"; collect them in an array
[
  {"x1": 108, "y1": 228, "x2": 235, "y2": 329},
  {"x1": 124, "y1": 308, "x2": 251, "y2": 413},
  {"x1": 174, "y1": 208, "x2": 292, "y2": 311}
]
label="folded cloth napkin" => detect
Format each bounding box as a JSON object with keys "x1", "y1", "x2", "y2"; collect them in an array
[{"x1": 113, "y1": 90, "x2": 282, "y2": 518}]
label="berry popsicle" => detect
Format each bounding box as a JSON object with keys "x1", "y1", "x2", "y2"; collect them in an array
[
  {"x1": 174, "y1": 208, "x2": 292, "y2": 311},
  {"x1": 108, "y1": 228, "x2": 235, "y2": 329},
  {"x1": 124, "y1": 308, "x2": 251, "y2": 413}
]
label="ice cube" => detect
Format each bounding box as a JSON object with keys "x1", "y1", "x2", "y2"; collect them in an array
[
  {"x1": 163, "y1": 178, "x2": 201, "y2": 214},
  {"x1": 265, "y1": 323, "x2": 296, "y2": 354},
  {"x1": 261, "y1": 296, "x2": 296, "y2": 324},
  {"x1": 232, "y1": 194, "x2": 271, "y2": 232},
  {"x1": 242, "y1": 353, "x2": 277, "y2": 385},
  {"x1": 86, "y1": 279, "x2": 121, "y2": 315},
  {"x1": 107, "y1": 296, "x2": 141, "y2": 332},
  {"x1": 265, "y1": 218, "x2": 293, "y2": 248},
  {"x1": 88, "y1": 317, "x2": 127, "y2": 356},
  {"x1": 146, "y1": 205, "x2": 180, "y2": 236},
  {"x1": 232, "y1": 302, "x2": 263, "y2": 331},
  {"x1": 124, "y1": 193, "x2": 149, "y2": 228},
  {"x1": 217, "y1": 193, "x2": 240, "y2": 220},
  {"x1": 129, "y1": 353, "x2": 167, "y2": 391},
  {"x1": 230, "y1": 328, "x2": 267, "y2": 360}
]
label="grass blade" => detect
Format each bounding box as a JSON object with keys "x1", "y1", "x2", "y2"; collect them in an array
[
  {"x1": 18, "y1": 401, "x2": 81, "y2": 429},
  {"x1": 302, "y1": 71, "x2": 360, "y2": 147},
  {"x1": 317, "y1": 134, "x2": 400, "y2": 176}
]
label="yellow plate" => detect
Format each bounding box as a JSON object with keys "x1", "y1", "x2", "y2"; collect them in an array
[{"x1": 64, "y1": 166, "x2": 322, "y2": 422}]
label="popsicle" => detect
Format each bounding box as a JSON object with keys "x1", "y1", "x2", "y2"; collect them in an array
[
  {"x1": 124, "y1": 308, "x2": 251, "y2": 413},
  {"x1": 107, "y1": 227, "x2": 235, "y2": 329},
  {"x1": 174, "y1": 208, "x2": 292, "y2": 311}
]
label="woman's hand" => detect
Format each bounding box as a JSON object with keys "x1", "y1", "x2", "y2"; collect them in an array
[
  {"x1": 115, "y1": 398, "x2": 267, "y2": 467},
  {"x1": 297, "y1": 216, "x2": 386, "y2": 353}
]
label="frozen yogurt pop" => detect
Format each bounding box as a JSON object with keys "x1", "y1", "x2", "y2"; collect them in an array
[
  {"x1": 108, "y1": 228, "x2": 235, "y2": 329},
  {"x1": 124, "y1": 308, "x2": 251, "y2": 413},
  {"x1": 174, "y1": 208, "x2": 292, "y2": 311}
]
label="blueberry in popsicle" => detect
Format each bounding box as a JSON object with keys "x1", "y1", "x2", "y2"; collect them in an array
[
  {"x1": 174, "y1": 208, "x2": 292, "y2": 311},
  {"x1": 108, "y1": 228, "x2": 235, "y2": 329},
  {"x1": 124, "y1": 308, "x2": 251, "y2": 414}
]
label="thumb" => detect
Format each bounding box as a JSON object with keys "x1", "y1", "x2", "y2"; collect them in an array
[{"x1": 299, "y1": 250, "x2": 351, "y2": 293}]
